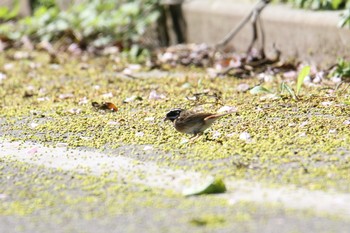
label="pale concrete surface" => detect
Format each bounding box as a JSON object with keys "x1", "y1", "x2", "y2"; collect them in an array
[
  {"x1": 2, "y1": 138, "x2": 350, "y2": 219},
  {"x1": 183, "y1": 0, "x2": 350, "y2": 67}
]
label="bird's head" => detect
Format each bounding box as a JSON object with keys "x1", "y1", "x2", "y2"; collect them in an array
[{"x1": 164, "y1": 108, "x2": 183, "y2": 122}]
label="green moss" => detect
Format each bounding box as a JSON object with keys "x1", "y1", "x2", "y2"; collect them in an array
[{"x1": 1, "y1": 49, "x2": 350, "y2": 193}]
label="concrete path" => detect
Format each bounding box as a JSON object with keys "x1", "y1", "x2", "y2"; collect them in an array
[{"x1": 2, "y1": 138, "x2": 350, "y2": 219}]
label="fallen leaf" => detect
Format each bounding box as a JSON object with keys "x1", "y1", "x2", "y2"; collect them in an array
[
  {"x1": 182, "y1": 177, "x2": 226, "y2": 196},
  {"x1": 92, "y1": 102, "x2": 118, "y2": 112},
  {"x1": 249, "y1": 86, "x2": 272, "y2": 95}
]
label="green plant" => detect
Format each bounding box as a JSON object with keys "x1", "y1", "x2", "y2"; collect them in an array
[
  {"x1": 250, "y1": 66, "x2": 311, "y2": 101},
  {"x1": 339, "y1": 8, "x2": 350, "y2": 27},
  {"x1": 0, "y1": 0, "x2": 20, "y2": 21},
  {"x1": 31, "y1": 0, "x2": 57, "y2": 10},
  {"x1": 0, "y1": 0, "x2": 160, "y2": 49},
  {"x1": 275, "y1": 0, "x2": 350, "y2": 28},
  {"x1": 276, "y1": 0, "x2": 349, "y2": 10},
  {"x1": 332, "y1": 59, "x2": 350, "y2": 78},
  {"x1": 296, "y1": 65, "x2": 311, "y2": 95}
]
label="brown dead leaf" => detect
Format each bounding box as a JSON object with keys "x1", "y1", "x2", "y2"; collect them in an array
[{"x1": 92, "y1": 101, "x2": 118, "y2": 112}]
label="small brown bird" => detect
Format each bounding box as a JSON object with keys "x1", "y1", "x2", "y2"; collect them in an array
[{"x1": 164, "y1": 108, "x2": 232, "y2": 139}]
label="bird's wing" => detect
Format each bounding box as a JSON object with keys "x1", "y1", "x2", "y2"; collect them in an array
[
  {"x1": 175, "y1": 113, "x2": 213, "y2": 134},
  {"x1": 181, "y1": 113, "x2": 214, "y2": 124}
]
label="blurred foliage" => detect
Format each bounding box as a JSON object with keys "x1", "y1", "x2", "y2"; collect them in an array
[
  {"x1": 275, "y1": 0, "x2": 349, "y2": 10},
  {"x1": 0, "y1": 0, "x2": 160, "y2": 49},
  {"x1": 31, "y1": 0, "x2": 57, "y2": 9},
  {"x1": 274, "y1": 0, "x2": 350, "y2": 27},
  {"x1": 339, "y1": 8, "x2": 350, "y2": 27},
  {"x1": 332, "y1": 59, "x2": 350, "y2": 79},
  {"x1": 0, "y1": 0, "x2": 20, "y2": 21}
]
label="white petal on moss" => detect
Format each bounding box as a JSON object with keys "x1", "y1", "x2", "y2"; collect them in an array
[
  {"x1": 181, "y1": 138, "x2": 189, "y2": 144},
  {"x1": 300, "y1": 121, "x2": 309, "y2": 127},
  {"x1": 135, "y1": 132, "x2": 144, "y2": 137},
  {"x1": 30, "y1": 122, "x2": 39, "y2": 129},
  {"x1": 239, "y1": 132, "x2": 251, "y2": 141},
  {"x1": 3, "y1": 63, "x2": 14, "y2": 70},
  {"x1": 27, "y1": 147, "x2": 38, "y2": 155},
  {"x1": 107, "y1": 121, "x2": 119, "y2": 126},
  {"x1": 124, "y1": 96, "x2": 137, "y2": 102},
  {"x1": 259, "y1": 94, "x2": 279, "y2": 101},
  {"x1": 236, "y1": 83, "x2": 250, "y2": 92},
  {"x1": 143, "y1": 145, "x2": 153, "y2": 151},
  {"x1": 217, "y1": 106, "x2": 237, "y2": 114},
  {"x1": 149, "y1": 90, "x2": 166, "y2": 100},
  {"x1": 321, "y1": 101, "x2": 333, "y2": 107},
  {"x1": 78, "y1": 97, "x2": 89, "y2": 105},
  {"x1": 37, "y1": 97, "x2": 50, "y2": 102},
  {"x1": 59, "y1": 93, "x2": 74, "y2": 99},
  {"x1": 0, "y1": 72, "x2": 7, "y2": 84},
  {"x1": 226, "y1": 133, "x2": 236, "y2": 138},
  {"x1": 68, "y1": 108, "x2": 82, "y2": 114},
  {"x1": 343, "y1": 120, "x2": 350, "y2": 125},
  {"x1": 330, "y1": 76, "x2": 342, "y2": 83},
  {"x1": 101, "y1": 92, "x2": 113, "y2": 99},
  {"x1": 144, "y1": 117, "x2": 155, "y2": 122},
  {"x1": 212, "y1": 131, "x2": 222, "y2": 139},
  {"x1": 128, "y1": 64, "x2": 142, "y2": 71},
  {"x1": 56, "y1": 143, "x2": 68, "y2": 148},
  {"x1": 329, "y1": 129, "x2": 337, "y2": 134},
  {"x1": 49, "y1": 64, "x2": 60, "y2": 70}
]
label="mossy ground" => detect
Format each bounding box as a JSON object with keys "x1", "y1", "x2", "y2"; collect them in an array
[
  {"x1": 2, "y1": 49, "x2": 350, "y2": 231},
  {"x1": 0, "y1": 48, "x2": 350, "y2": 217},
  {"x1": 1, "y1": 50, "x2": 350, "y2": 193},
  {"x1": 2, "y1": 161, "x2": 349, "y2": 233}
]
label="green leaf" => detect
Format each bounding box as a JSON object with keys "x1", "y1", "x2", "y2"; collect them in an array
[
  {"x1": 296, "y1": 65, "x2": 310, "y2": 96},
  {"x1": 182, "y1": 177, "x2": 227, "y2": 196},
  {"x1": 249, "y1": 86, "x2": 273, "y2": 95},
  {"x1": 331, "y1": 0, "x2": 343, "y2": 9},
  {"x1": 281, "y1": 82, "x2": 298, "y2": 100},
  {"x1": 0, "y1": 7, "x2": 10, "y2": 19}
]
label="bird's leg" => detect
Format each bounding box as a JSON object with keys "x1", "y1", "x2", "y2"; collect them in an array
[{"x1": 190, "y1": 133, "x2": 202, "y2": 142}]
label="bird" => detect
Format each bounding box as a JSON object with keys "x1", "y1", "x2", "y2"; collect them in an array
[{"x1": 164, "y1": 108, "x2": 232, "y2": 139}]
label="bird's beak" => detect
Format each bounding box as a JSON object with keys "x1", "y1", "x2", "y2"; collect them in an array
[{"x1": 163, "y1": 117, "x2": 169, "y2": 122}]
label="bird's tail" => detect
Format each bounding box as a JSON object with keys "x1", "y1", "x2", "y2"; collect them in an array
[{"x1": 204, "y1": 110, "x2": 235, "y2": 121}]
